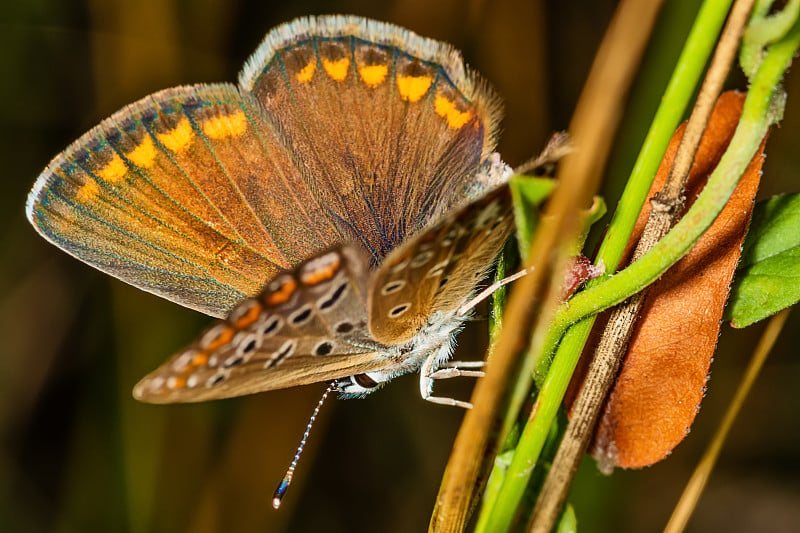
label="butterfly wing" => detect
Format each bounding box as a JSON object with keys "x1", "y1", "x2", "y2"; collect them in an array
[
  {"x1": 27, "y1": 84, "x2": 342, "y2": 317},
  {"x1": 133, "y1": 245, "x2": 398, "y2": 403},
  {"x1": 28, "y1": 16, "x2": 504, "y2": 318},
  {"x1": 368, "y1": 184, "x2": 514, "y2": 345},
  {"x1": 240, "y1": 16, "x2": 504, "y2": 262}
]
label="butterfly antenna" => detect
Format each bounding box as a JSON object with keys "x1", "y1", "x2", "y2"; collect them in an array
[{"x1": 272, "y1": 382, "x2": 335, "y2": 509}]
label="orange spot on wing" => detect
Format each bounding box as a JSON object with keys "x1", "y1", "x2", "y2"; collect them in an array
[
  {"x1": 265, "y1": 278, "x2": 297, "y2": 306},
  {"x1": 397, "y1": 75, "x2": 432, "y2": 102},
  {"x1": 301, "y1": 255, "x2": 342, "y2": 286},
  {"x1": 233, "y1": 302, "x2": 263, "y2": 328},
  {"x1": 191, "y1": 352, "x2": 209, "y2": 367},
  {"x1": 202, "y1": 110, "x2": 248, "y2": 139},
  {"x1": 434, "y1": 95, "x2": 472, "y2": 129},
  {"x1": 156, "y1": 117, "x2": 193, "y2": 153},
  {"x1": 76, "y1": 178, "x2": 99, "y2": 202},
  {"x1": 126, "y1": 135, "x2": 157, "y2": 168},
  {"x1": 359, "y1": 64, "x2": 388, "y2": 87},
  {"x1": 296, "y1": 61, "x2": 316, "y2": 82},
  {"x1": 322, "y1": 57, "x2": 351, "y2": 81},
  {"x1": 97, "y1": 153, "x2": 127, "y2": 183},
  {"x1": 167, "y1": 375, "x2": 187, "y2": 390},
  {"x1": 204, "y1": 326, "x2": 235, "y2": 351}
]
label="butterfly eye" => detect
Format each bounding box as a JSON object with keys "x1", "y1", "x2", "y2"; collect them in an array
[{"x1": 353, "y1": 373, "x2": 378, "y2": 389}]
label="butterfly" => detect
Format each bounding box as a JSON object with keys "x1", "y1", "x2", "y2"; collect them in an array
[{"x1": 26, "y1": 15, "x2": 516, "y2": 409}]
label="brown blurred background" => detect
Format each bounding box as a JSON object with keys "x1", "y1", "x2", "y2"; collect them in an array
[{"x1": 1, "y1": 1, "x2": 799, "y2": 532}]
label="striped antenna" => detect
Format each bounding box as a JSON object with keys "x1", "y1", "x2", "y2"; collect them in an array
[{"x1": 272, "y1": 382, "x2": 335, "y2": 509}]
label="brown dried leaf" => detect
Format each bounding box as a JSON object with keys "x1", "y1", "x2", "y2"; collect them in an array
[{"x1": 592, "y1": 91, "x2": 765, "y2": 469}]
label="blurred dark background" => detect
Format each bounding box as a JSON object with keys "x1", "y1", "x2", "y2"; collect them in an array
[{"x1": 1, "y1": 1, "x2": 799, "y2": 532}]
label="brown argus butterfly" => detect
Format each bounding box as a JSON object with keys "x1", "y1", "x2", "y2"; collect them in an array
[{"x1": 26, "y1": 16, "x2": 515, "y2": 412}]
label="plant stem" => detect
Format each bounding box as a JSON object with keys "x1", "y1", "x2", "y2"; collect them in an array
[
  {"x1": 481, "y1": 6, "x2": 800, "y2": 531},
  {"x1": 527, "y1": 0, "x2": 757, "y2": 529},
  {"x1": 477, "y1": 0, "x2": 734, "y2": 527}
]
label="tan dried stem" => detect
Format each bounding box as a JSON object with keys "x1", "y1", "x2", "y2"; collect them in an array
[{"x1": 430, "y1": 0, "x2": 665, "y2": 530}]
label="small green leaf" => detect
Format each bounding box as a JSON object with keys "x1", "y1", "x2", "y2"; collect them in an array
[
  {"x1": 509, "y1": 174, "x2": 606, "y2": 260},
  {"x1": 556, "y1": 503, "x2": 578, "y2": 533},
  {"x1": 726, "y1": 193, "x2": 800, "y2": 327},
  {"x1": 509, "y1": 174, "x2": 556, "y2": 260}
]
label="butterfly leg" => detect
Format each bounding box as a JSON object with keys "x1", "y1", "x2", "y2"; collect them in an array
[
  {"x1": 419, "y1": 352, "x2": 483, "y2": 409},
  {"x1": 438, "y1": 360, "x2": 486, "y2": 369},
  {"x1": 456, "y1": 268, "x2": 532, "y2": 317},
  {"x1": 428, "y1": 360, "x2": 486, "y2": 380}
]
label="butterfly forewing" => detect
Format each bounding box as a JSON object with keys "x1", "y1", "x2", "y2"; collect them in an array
[
  {"x1": 134, "y1": 245, "x2": 400, "y2": 403},
  {"x1": 28, "y1": 17, "x2": 505, "y2": 322},
  {"x1": 27, "y1": 84, "x2": 344, "y2": 317},
  {"x1": 240, "y1": 16, "x2": 503, "y2": 261}
]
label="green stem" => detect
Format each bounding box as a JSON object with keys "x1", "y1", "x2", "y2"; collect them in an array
[{"x1": 476, "y1": 0, "x2": 734, "y2": 528}]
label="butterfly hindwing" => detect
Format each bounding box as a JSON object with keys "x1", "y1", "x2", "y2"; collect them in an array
[
  {"x1": 368, "y1": 185, "x2": 514, "y2": 345},
  {"x1": 133, "y1": 245, "x2": 399, "y2": 403}
]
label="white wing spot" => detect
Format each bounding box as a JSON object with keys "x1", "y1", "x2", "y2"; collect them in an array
[
  {"x1": 410, "y1": 250, "x2": 434, "y2": 268},
  {"x1": 426, "y1": 260, "x2": 449, "y2": 278},
  {"x1": 389, "y1": 303, "x2": 411, "y2": 318},
  {"x1": 381, "y1": 280, "x2": 406, "y2": 295}
]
